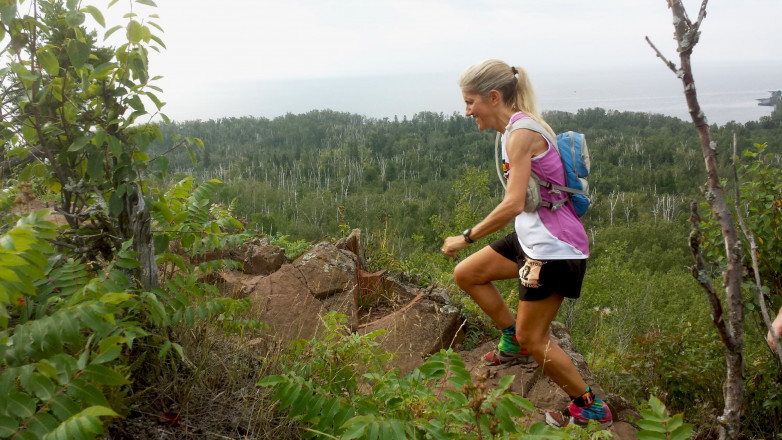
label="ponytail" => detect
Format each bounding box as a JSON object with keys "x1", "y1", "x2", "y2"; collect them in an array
[{"x1": 509, "y1": 65, "x2": 555, "y2": 136}]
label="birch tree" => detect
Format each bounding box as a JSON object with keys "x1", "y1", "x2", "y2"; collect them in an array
[
  {"x1": 0, "y1": 0, "x2": 202, "y2": 290},
  {"x1": 646, "y1": 1, "x2": 744, "y2": 437}
]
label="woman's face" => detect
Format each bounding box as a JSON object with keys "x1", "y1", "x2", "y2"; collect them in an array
[{"x1": 462, "y1": 90, "x2": 494, "y2": 131}]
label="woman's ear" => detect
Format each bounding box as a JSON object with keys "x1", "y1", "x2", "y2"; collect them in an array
[{"x1": 488, "y1": 89, "x2": 501, "y2": 105}]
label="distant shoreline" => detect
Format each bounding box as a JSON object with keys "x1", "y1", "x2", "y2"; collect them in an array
[{"x1": 158, "y1": 62, "x2": 781, "y2": 126}]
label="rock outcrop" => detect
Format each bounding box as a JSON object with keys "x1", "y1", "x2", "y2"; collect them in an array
[
  {"x1": 192, "y1": 237, "x2": 287, "y2": 276},
  {"x1": 218, "y1": 230, "x2": 638, "y2": 438},
  {"x1": 245, "y1": 241, "x2": 359, "y2": 342},
  {"x1": 359, "y1": 287, "x2": 463, "y2": 375},
  {"x1": 215, "y1": 230, "x2": 464, "y2": 367}
]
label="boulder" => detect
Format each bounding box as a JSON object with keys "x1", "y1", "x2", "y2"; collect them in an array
[
  {"x1": 237, "y1": 244, "x2": 288, "y2": 276},
  {"x1": 200, "y1": 270, "x2": 252, "y2": 298},
  {"x1": 220, "y1": 234, "x2": 640, "y2": 438},
  {"x1": 247, "y1": 242, "x2": 360, "y2": 344},
  {"x1": 320, "y1": 290, "x2": 358, "y2": 330},
  {"x1": 249, "y1": 264, "x2": 323, "y2": 343},
  {"x1": 604, "y1": 393, "x2": 642, "y2": 424},
  {"x1": 461, "y1": 340, "x2": 544, "y2": 399},
  {"x1": 549, "y1": 321, "x2": 600, "y2": 393},
  {"x1": 359, "y1": 291, "x2": 463, "y2": 375},
  {"x1": 383, "y1": 272, "x2": 420, "y2": 302},
  {"x1": 187, "y1": 238, "x2": 286, "y2": 276},
  {"x1": 293, "y1": 242, "x2": 356, "y2": 300},
  {"x1": 356, "y1": 269, "x2": 387, "y2": 307}
]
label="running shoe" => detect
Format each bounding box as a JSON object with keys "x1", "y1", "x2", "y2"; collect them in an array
[
  {"x1": 483, "y1": 336, "x2": 533, "y2": 366},
  {"x1": 545, "y1": 399, "x2": 613, "y2": 429}
]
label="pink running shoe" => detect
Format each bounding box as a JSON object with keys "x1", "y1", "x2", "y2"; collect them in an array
[{"x1": 545, "y1": 399, "x2": 613, "y2": 429}]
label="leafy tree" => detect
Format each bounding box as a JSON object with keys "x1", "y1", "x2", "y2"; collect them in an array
[
  {"x1": 700, "y1": 143, "x2": 782, "y2": 353},
  {"x1": 1, "y1": 2, "x2": 259, "y2": 438},
  {"x1": 0, "y1": 0, "x2": 199, "y2": 290},
  {"x1": 0, "y1": 179, "x2": 258, "y2": 439}
]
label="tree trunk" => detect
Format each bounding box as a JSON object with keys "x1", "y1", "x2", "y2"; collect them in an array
[
  {"x1": 119, "y1": 184, "x2": 159, "y2": 290},
  {"x1": 648, "y1": 1, "x2": 744, "y2": 438}
]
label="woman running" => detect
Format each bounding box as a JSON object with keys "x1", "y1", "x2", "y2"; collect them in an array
[{"x1": 440, "y1": 59, "x2": 612, "y2": 428}]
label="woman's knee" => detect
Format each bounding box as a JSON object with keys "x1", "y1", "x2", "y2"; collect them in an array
[
  {"x1": 452, "y1": 261, "x2": 476, "y2": 289},
  {"x1": 514, "y1": 330, "x2": 548, "y2": 353}
]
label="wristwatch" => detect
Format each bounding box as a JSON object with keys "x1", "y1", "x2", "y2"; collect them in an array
[{"x1": 462, "y1": 228, "x2": 474, "y2": 244}]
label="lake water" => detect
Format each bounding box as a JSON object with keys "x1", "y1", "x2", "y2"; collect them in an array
[
  {"x1": 170, "y1": 61, "x2": 781, "y2": 126},
  {"x1": 535, "y1": 62, "x2": 782, "y2": 125}
]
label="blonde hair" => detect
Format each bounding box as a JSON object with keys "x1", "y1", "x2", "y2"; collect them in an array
[{"x1": 459, "y1": 59, "x2": 554, "y2": 136}]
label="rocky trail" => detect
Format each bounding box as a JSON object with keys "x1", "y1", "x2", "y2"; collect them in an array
[{"x1": 206, "y1": 229, "x2": 640, "y2": 439}]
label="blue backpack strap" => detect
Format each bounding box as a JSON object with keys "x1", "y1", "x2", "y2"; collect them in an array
[{"x1": 506, "y1": 118, "x2": 584, "y2": 195}]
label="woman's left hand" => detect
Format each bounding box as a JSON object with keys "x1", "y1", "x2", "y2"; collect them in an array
[{"x1": 441, "y1": 235, "x2": 469, "y2": 258}]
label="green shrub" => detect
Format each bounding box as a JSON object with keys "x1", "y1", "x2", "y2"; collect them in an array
[
  {"x1": 1, "y1": 211, "x2": 131, "y2": 438},
  {"x1": 0, "y1": 174, "x2": 264, "y2": 438},
  {"x1": 636, "y1": 396, "x2": 694, "y2": 440},
  {"x1": 741, "y1": 344, "x2": 782, "y2": 438},
  {"x1": 614, "y1": 324, "x2": 724, "y2": 412},
  {"x1": 564, "y1": 241, "x2": 705, "y2": 362},
  {"x1": 259, "y1": 313, "x2": 699, "y2": 439},
  {"x1": 700, "y1": 142, "x2": 782, "y2": 335},
  {"x1": 267, "y1": 233, "x2": 311, "y2": 261},
  {"x1": 259, "y1": 312, "x2": 575, "y2": 439}
]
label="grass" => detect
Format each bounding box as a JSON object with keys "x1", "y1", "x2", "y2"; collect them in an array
[{"x1": 108, "y1": 323, "x2": 303, "y2": 439}]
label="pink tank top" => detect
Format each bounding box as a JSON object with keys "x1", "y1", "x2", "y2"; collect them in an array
[{"x1": 501, "y1": 113, "x2": 589, "y2": 259}]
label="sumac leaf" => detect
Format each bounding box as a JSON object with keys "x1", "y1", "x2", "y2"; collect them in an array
[{"x1": 66, "y1": 39, "x2": 89, "y2": 69}]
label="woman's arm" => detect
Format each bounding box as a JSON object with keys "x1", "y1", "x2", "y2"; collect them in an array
[{"x1": 442, "y1": 129, "x2": 546, "y2": 256}]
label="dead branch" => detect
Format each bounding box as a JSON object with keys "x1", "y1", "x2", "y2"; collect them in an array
[
  {"x1": 644, "y1": 36, "x2": 678, "y2": 74},
  {"x1": 695, "y1": 1, "x2": 709, "y2": 30},
  {"x1": 46, "y1": 239, "x2": 93, "y2": 254}
]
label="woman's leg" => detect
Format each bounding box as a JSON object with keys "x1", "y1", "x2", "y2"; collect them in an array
[
  {"x1": 453, "y1": 245, "x2": 519, "y2": 329},
  {"x1": 515, "y1": 294, "x2": 587, "y2": 398}
]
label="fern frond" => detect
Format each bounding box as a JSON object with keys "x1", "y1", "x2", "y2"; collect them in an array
[
  {"x1": 43, "y1": 405, "x2": 118, "y2": 440},
  {"x1": 164, "y1": 177, "x2": 195, "y2": 201}
]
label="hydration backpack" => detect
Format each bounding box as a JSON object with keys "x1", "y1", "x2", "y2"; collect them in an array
[{"x1": 494, "y1": 114, "x2": 591, "y2": 216}]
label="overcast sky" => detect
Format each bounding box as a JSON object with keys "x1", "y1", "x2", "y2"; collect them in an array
[{"x1": 98, "y1": 0, "x2": 782, "y2": 121}]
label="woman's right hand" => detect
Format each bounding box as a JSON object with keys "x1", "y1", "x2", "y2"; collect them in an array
[{"x1": 441, "y1": 235, "x2": 469, "y2": 258}]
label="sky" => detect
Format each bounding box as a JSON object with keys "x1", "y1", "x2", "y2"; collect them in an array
[{"x1": 95, "y1": 0, "x2": 782, "y2": 122}]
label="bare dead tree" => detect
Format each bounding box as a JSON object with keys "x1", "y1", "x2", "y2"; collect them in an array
[
  {"x1": 622, "y1": 193, "x2": 633, "y2": 227},
  {"x1": 647, "y1": 1, "x2": 745, "y2": 438},
  {"x1": 607, "y1": 190, "x2": 620, "y2": 225},
  {"x1": 660, "y1": 194, "x2": 683, "y2": 222},
  {"x1": 651, "y1": 196, "x2": 661, "y2": 224}
]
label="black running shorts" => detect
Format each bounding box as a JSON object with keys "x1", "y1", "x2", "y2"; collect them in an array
[{"x1": 489, "y1": 232, "x2": 587, "y2": 301}]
